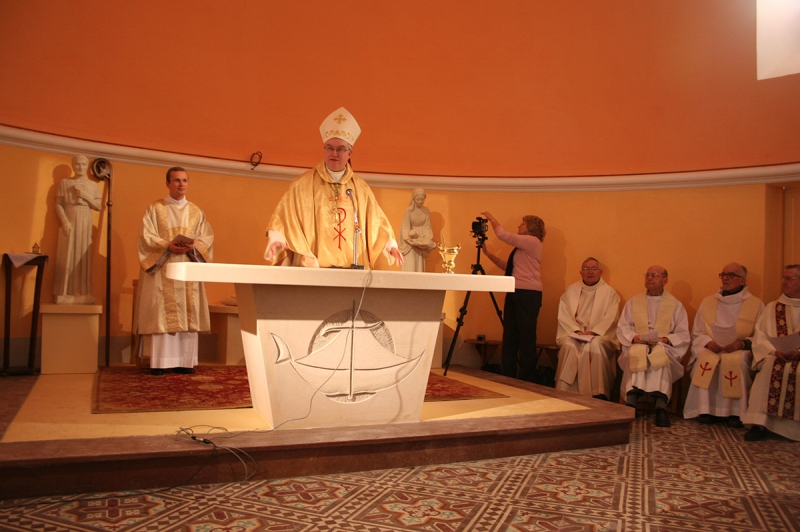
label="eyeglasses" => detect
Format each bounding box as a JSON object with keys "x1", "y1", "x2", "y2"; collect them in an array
[
  {"x1": 718, "y1": 273, "x2": 742, "y2": 280},
  {"x1": 644, "y1": 273, "x2": 664, "y2": 279},
  {"x1": 781, "y1": 276, "x2": 800, "y2": 282},
  {"x1": 582, "y1": 267, "x2": 601, "y2": 272},
  {"x1": 324, "y1": 145, "x2": 350, "y2": 154}
]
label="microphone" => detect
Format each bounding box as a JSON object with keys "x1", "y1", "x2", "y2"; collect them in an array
[{"x1": 345, "y1": 189, "x2": 364, "y2": 269}]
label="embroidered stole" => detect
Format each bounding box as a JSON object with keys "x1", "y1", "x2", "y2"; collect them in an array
[
  {"x1": 691, "y1": 295, "x2": 761, "y2": 398},
  {"x1": 629, "y1": 292, "x2": 676, "y2": 373},
  {"x1": 767, "y1": 303, "x2": 799, "y2": 419}
]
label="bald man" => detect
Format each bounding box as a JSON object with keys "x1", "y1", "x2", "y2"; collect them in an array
[
  {"x1": 617, "y1": 265, "x2": 690, "y2": 427},
  {"x1": 684, "y1": 263, "x2": 763, "y2": 428}
]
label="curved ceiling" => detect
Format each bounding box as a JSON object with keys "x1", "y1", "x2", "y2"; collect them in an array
[{"x1": 0, "y1": 0, "x2": 798, "y2": 177}]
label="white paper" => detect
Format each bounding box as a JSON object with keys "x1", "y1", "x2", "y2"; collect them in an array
[
  {"x1": 172, "y1": 233, "x2": 199, "y2": 245},
  {"x1": 768, "y1": 333, "x2": 800, "y2": 353},
  {"x1": 711, "y1": 324, "x2": 738, "y2": 347},
  {"x1": 569, "y1": 332, "x2": 594, "y2": 343}
]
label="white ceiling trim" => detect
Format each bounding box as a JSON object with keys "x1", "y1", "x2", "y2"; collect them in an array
[{"x1": 2, "y1": 124, "x2": 798, "y2": 192}]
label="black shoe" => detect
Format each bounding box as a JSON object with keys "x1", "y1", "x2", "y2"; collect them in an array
[
  {"x1": 173, "y1": 367, "x2": 195, "y2": 375},
  {"x1": 655, "y1": 408, "x2": 671, "y2": 427},
  {"x1": 592, "y1": 394, "x2": 609, "y2": 401},
  {"x1": 726, "y1": 416, "x2": 744, "y2": 428},
  {"x1": 744, "y1": 425, "x2": 768, "y2": 441},
  {"x1": 150, "y1": 369, "x2": 165, "y2": 376},
  {"x1": 698, "y1": 414, "x2": 717, "y2": 424}
]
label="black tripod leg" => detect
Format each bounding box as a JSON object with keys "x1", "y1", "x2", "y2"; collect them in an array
[
  {"x1": 443, "y1": 290, "x2": 472, "y2": 376},
  {"x1": 488, "y1": 292, "x2": 504, "y2": 326}
]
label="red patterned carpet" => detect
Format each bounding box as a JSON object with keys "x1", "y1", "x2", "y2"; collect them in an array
[{"x1": 92, "y1": 366, "x2": 507, "y2": 414}]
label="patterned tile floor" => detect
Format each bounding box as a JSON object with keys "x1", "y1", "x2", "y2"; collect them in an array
[{"x1": 0, "y1": 412, "x2": 798, "y2": 531}]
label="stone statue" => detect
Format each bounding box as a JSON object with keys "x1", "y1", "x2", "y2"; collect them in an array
[
  {"x1": 399, "y1": 188, "x2": 436, "y2": 272},
  {"x1": 54, "y1": 155, "x2": 102, "y2": 304}
]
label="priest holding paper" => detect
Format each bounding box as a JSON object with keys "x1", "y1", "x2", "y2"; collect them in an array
[
  {"x1": 683, "y1": 263, "x2": 763, "y2": 427},
  {"x1": 136, "y1": 167, "x2": 214, "y2": 376},
  {"x1": 554, "y1": 258, "x2": 620, "y2": 400},
  {"x1": 264, "y1": 107, "x2": 402, "y2": 269},
  {"x1": 617, "y1": 265, "x2": 690, "y2": 427},
  {"x1": 742, "y1": 264, "x2": 800, "y2": 441}
]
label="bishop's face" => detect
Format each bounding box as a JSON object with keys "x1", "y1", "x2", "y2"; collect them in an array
[{"x1": 324, "y1": 138, "x2": 352, "y2": 173}]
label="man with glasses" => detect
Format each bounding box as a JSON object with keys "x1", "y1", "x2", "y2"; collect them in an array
[
  {"x1": 554, "y1": 258, "x2": 620, "y2": 400},
  {"x1": 617, "y1": 265, "x2": 690, "y2": 427},
  {"x1": 683, "y1": 263, "x2": 763, "y2": 428},
  {"x1": 742, "y1": 264, "x2": 800, "y2": 441},
  {"x1": 265, "y1": 107, "x2": 402, "y2": 268}
]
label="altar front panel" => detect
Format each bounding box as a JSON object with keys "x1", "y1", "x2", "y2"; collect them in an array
[{"x1": 235, "y1": 282, "x2": 444, "y2": 429}]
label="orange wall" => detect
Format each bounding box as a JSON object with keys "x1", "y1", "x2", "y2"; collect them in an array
[
  {"x1": 1, "y1": 1, "x2": 799, "y2": 178},
  {"x1": 1, "y1": 143, "x2": 794, "y2": 355}
]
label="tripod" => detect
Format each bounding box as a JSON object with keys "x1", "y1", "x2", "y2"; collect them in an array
[{"x1": 443, "y1": 234, "x2": 504, "y2": 375}]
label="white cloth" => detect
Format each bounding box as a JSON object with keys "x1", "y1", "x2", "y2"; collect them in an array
[
  {"x1": 742, "y1": 295, "x2": 800, "y2": 440},
  {"x1": 555, "y1": 279, "x2": 620, "y2": 397},
  {"x1": 147, "y1": 332, "x2": 198, "y2": 369},
  {"x1": 617, "y1": 291, "x2": 690, "y2": 399},
  {"x1": 683, "y1": 287, "x2": 763, "y2": 419}
]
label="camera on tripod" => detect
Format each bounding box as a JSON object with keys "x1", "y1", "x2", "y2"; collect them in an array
[{"x1": 471, "y1": 217, "x2": 489, "y2": 240}]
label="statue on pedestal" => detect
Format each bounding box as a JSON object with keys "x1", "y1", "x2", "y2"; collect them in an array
[
  {"x1": 400, "y1": 188, "x2": 436, "y2": 272},
  {"x1": 54, "y1": 155, "x2": 102, "y2": 304}
]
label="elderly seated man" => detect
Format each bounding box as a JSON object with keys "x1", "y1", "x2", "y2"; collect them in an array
[
  {"x1": 683, "y1": 263, "x2": 763, "y2": 428},
  {"x1": 742, "y1": 264, "x2": 800, "y2": 441},
  {"x1": 555, "y1": 257, "x2": 620, "y2": 400},
  {"x1": 617, "y1": 265, "x2": 690, "y2": 427}
]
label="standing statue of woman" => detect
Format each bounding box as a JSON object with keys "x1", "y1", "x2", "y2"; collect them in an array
[
  {"x1": 54, "y1": 155, "x2": 102, "y2": 304},
  {"x1": 399, "y1": 188, "x2": 436, "y2": 272}
]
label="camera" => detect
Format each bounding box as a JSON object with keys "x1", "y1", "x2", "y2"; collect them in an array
[{"x1": 471, "y1": 217, "x2": 488, "y2": 239}]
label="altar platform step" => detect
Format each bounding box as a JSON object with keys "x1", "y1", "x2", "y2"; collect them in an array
[{"x1": 0, "y1": 366, "x2": 633, "y2": 500}]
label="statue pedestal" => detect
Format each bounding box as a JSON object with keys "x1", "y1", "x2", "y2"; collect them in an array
[
  {"x1": 40, "y1": 304, "x2": 102, "y2": 374},
  {"x1": 168, "y1": 263, "x2": 514, "y2": 430}
]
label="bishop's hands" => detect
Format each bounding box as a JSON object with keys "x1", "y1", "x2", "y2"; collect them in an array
[{"x1": 265, "y1": 241, "x2": 288, "y2": 262}]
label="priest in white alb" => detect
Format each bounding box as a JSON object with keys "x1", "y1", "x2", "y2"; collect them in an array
[
  {"x1": 136, "y1": 167, "x2": 214, "y2": 376},
  {"x1": 683, "y1": 263, "x2": 763, "y2": 427},
  {"x1": 617, "y1": 265, "x2": 690, "y2": 427},
  {"x1": 742, "y1": 264, "x2": 800, "y2": 441},
  {"x1": 555, "y1": 257, "x2": 620, "y2": 400},
  {"x1": 265, "y1": 107, "x2": 402, "y2": 269}
]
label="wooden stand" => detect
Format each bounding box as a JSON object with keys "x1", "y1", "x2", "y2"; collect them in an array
[
  {"x1": 464, "y1": 338, "x2": 501, "y2": 369},
  {"x1": 40, "y1": 304, "x2": 102, "y2": 374}
]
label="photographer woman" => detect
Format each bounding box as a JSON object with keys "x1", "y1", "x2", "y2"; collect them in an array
[{"x1": 480, "y1": 211, "x2": 545, "y2": 382}]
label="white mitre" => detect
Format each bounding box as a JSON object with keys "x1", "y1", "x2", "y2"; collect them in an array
[{"x1": 319, "y1": 107, "x2": 361, "y2": 146}]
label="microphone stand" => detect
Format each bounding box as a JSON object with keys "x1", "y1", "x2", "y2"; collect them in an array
[{"x1": 346, "y1": 189, "x2": 364, "y2": 270}]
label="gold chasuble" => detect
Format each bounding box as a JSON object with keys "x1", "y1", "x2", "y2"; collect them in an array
[
  {"x1": 136, "y1": 200, "x2": 213, "y2": 335},
  {"x1": 266, "y1": 162, "x2": 397, "y2": 268},
  {"x1": 629, "y1": 292, "x2": 677, "y2": 372},
  {"x1": 691, "y1": 295, "x2": 761, "y2": 398}
]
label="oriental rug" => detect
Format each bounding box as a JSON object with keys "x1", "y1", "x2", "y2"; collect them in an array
[{"x1": 92, "y1": 366, "x2": 507, "y2": 414}]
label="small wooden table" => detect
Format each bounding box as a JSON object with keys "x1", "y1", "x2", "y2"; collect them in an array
[{"x1": 464, "y1": 338, "x2": 501, "y2": 369}]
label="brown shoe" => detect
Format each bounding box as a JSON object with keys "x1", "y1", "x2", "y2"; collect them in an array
[{"x1": 655, "y1": 408, "x2": 671, "y2": 427}]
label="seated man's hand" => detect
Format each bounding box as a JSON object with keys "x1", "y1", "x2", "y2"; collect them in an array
[
  {"x1": 632, "y1": 335, "x2": 647, "y2": 345},
  {"x1": 655, "y1": 337, "x2": 671, "y2": 346},
  {"x1": 776, "y1": 349, "x2": 800, "y2": 362},
  {"x1": 705, "y1": 340, "x2": 724, "y2": 353},
  {"x1": 722, "y1": 340, "x2": 745, "y2": 353},
  {"x1": 266, "y1": 241, "x2": 287, "y2": 261}
]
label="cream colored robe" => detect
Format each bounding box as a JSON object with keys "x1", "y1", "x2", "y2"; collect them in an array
[
  {"x1": 555, "y1": 279, "x2": 620, "y2": 397},
  {"x1": 742, "y1": 295, "x2": 800, "y2": 440},
  {"x1": 54, "y1": 176, "x2": 102, "y2": 304},
  {"x1": 683, "y1": 287, "x2": 763, "y2": 419},
  {"x1": 265, "y1": 162, "x2": 398, "y2": 268},
  {"x1": 136, "y1": 197, "x2": 213, "y2": 368},
  {"x1": 617, "y1": 291, "x2": 690, "y2": 399}
]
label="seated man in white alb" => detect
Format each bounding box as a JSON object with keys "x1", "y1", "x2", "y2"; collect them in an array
[
  {"x1": 555, "y1": 257, "x2": 620, "y2": 400},
  {"x1": 683, "y1": 263, "x2": 763, "y2": 427},
  {"x1": 742, "y1": 264, "x2": 800, "y2": 441},
  {"x1": 617, "y1": 265, "x2": 690, "y2": 427}
]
